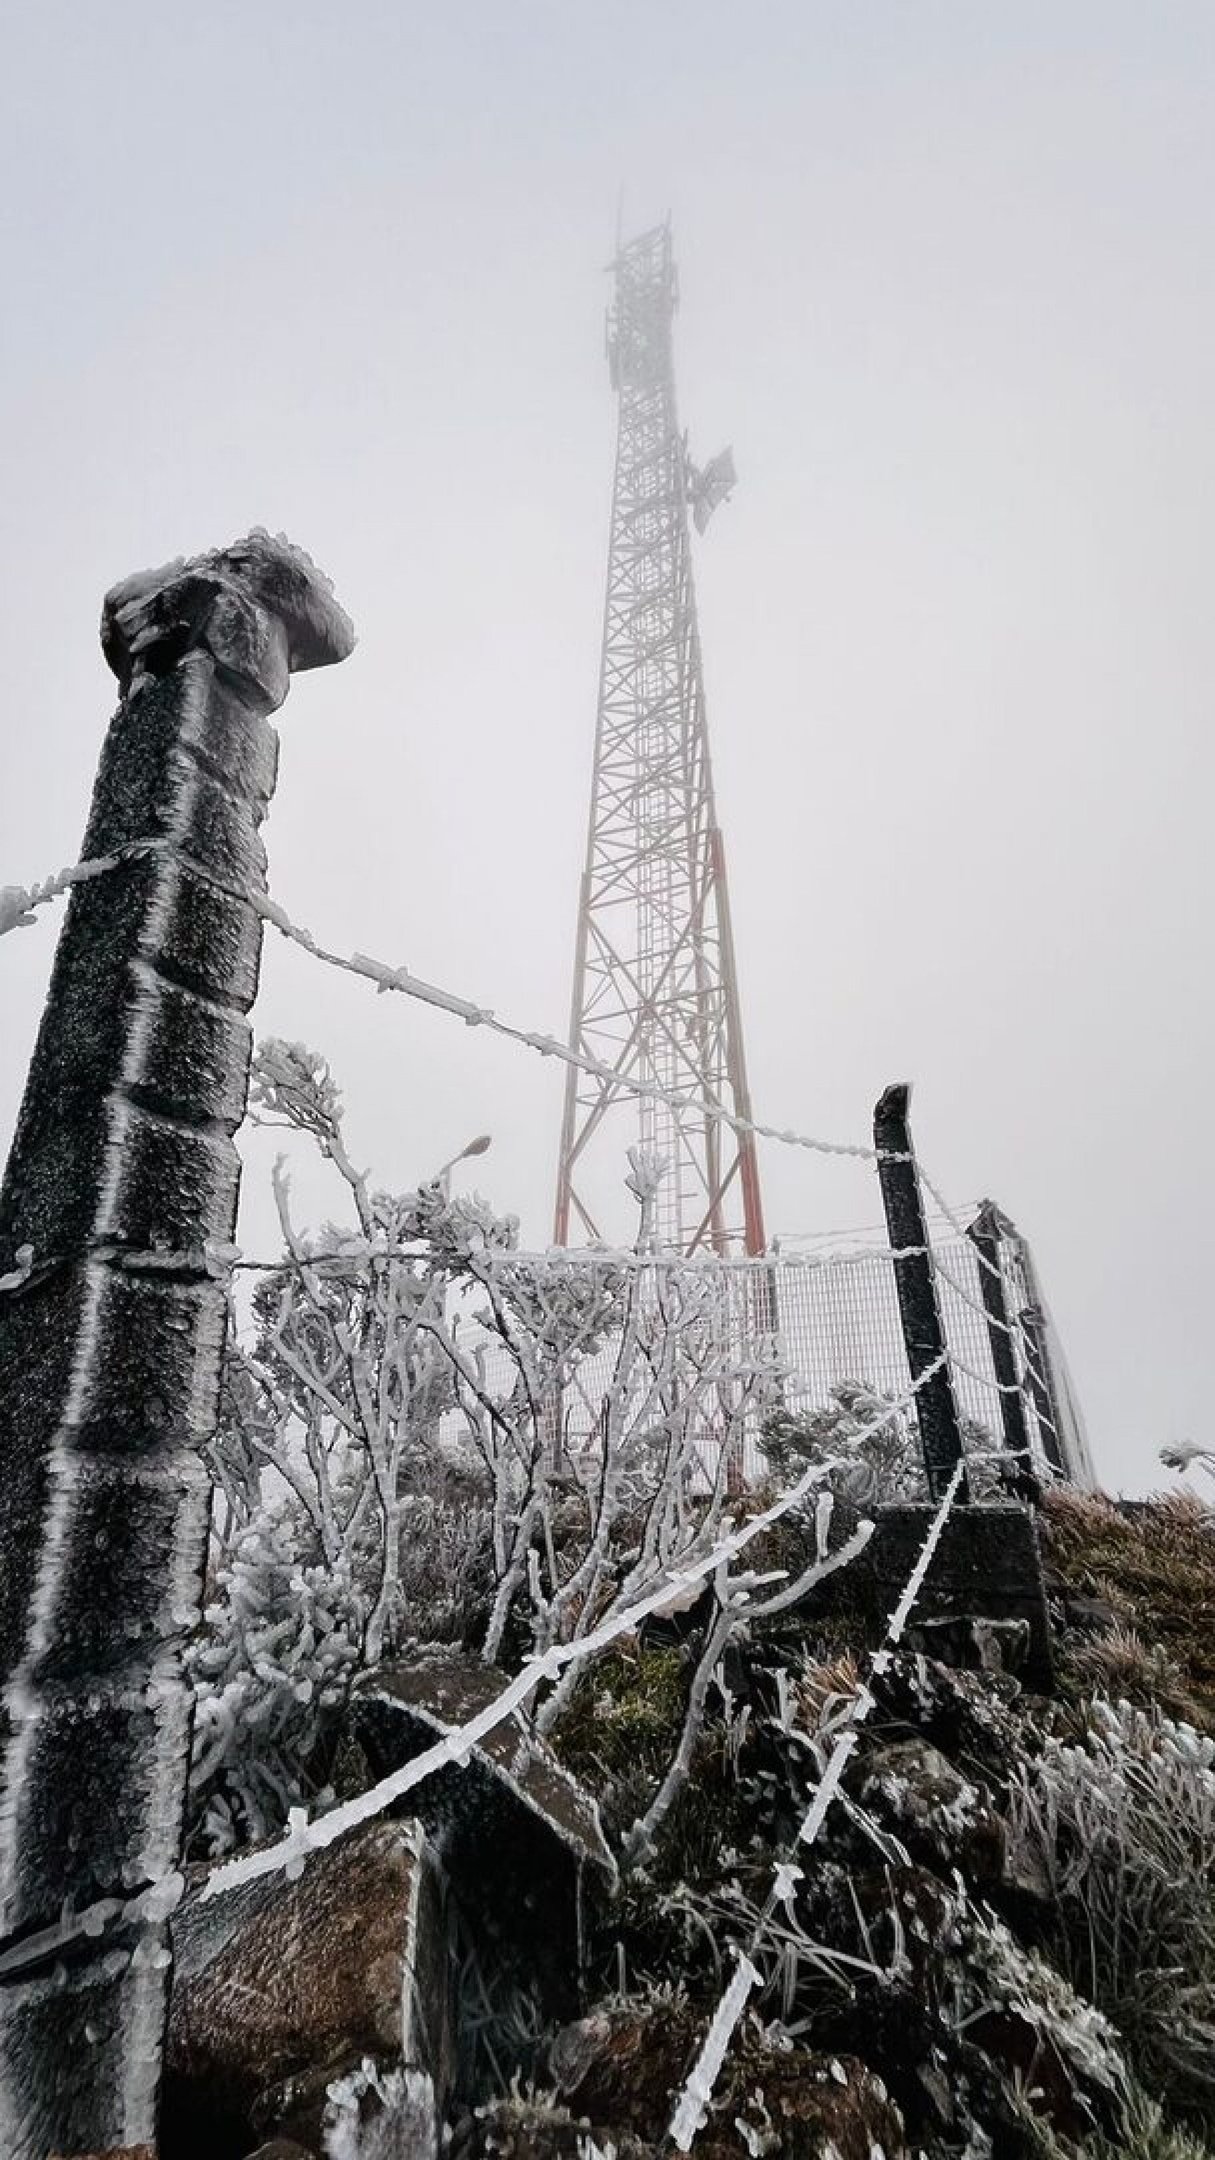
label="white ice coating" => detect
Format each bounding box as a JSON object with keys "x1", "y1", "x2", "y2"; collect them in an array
[
  {"x1": 322, "y1": 2060, "x2": 437, "y2": 2160},
  {"x1": 1, "y1": 587, "x2": 278, "y2": 1945},
  {"x1": 667, "y1": 1951, "x2": 761, "y2": 2151},
  {"x1": 102, "y1": 528, "x2": 355, "y2": 700},
  {"x1": 0, "y1": 854, "x2": 121, "y2": 939},
  {"x1": 199, "y1": 1358, "x2": 948, "y2": 1908},
  {"x1": 665, "y1": 1450, "x2": 970, "y2": 2151}
]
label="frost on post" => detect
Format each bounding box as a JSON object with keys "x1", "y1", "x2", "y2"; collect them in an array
[{"x1": 0, "y1": 533, "x2": 353, "y2": 2158}]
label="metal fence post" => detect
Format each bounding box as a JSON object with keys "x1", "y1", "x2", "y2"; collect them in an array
[
  {"x1": 966, "y1": 1200, "x2": 1037, "y2": 1492},
  {"x1": 0, "y1": 536, "x2": 353, "y2": 2158},
  {"x1": 873, "y1": 1083, "x2": 968, "y2": 1502},
  {"x1": 1018, "y1": 1299, "x2": 1067, "y2": 1478}
]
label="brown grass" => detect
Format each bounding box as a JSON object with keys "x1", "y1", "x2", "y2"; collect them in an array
[{"x1": 1042, "y1": 1489, "x2": 1215, "y2": 1727}]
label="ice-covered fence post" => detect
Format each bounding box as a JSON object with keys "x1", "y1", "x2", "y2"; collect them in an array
[
  {"x1": 0, "y1": 534, "x2": 354, "y2": 2159},
  {"x1": 1017, "y1": 1299, "x2": 1067, "y2": 1479},
  {"x1": 1008, "y1": 1221, "x2": 1070, "y2": 1479},
  {"x1": 966, "y1": 1200, "x2": 1035, "y2": 1484},
  {"x1": 873, "y1": 1083, "x2": 968, "y2": 1502}
]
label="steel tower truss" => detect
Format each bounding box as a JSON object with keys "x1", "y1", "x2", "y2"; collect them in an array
[{"x1": 554, "y1": 224, "x2": 766, "y2": 1256}]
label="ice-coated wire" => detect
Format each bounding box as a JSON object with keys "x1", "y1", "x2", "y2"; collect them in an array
[
  {"x1": 0, "y1": 1231, "x2": 951, "y2": 1296},
  {"x1": 666, "y1": 1453, "x2": 969, "y2": 2151},
  {"x1": 247, "y1": 890, "x2": 907, "y2": 1171},
  {"x1": 930, "y1": 1248, "x2": 1052, "y2": 1398},
  {"x1": 667, "y1": 1952, "x2": 764, "y2": 2150},
  {"x1": 0, "y1": 854, "x2": 1039, "y2": 1289},
  {"x1": 246, "y1": 892, "x2": 1062, "y2": 1378},
  {"x1": 1, "y1": 854, "x2": 1061, "y2": 1441},
  {"x1": 0, "y1": 852, "x2": 129, "y2": 937}
]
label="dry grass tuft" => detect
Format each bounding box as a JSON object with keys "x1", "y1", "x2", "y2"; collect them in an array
[{"x1": 1042, "y1": 1489, "x2": 1215, "y2": 1726}]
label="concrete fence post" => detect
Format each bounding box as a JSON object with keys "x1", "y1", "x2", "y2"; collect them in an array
[
  {"x1": 873, "y1": 1083, "x2": 968, "y2": 1503},
  {"x1": 0, "y1": 534, "x2": 353, "y2": 2158}
]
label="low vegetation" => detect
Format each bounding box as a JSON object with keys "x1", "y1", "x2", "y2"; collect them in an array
[{"x1": 182, "y1": 1042, "x2": 1215, "y2": 2155}]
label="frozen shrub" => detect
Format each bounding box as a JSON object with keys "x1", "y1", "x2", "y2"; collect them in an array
[
  {"x1": 185, "y1": 1487, "x2": 362, "y2": 1854},
  {"x1": 1004, "y1": 1697, "x2": 1215, "y2": 2115},
  {"x1": 763, "y1": 1381, "x2": 926, "y2": 1503},
  {"x1": 1013, "y1": 2080, "x2": 1215, "y2": 2158},
  {"x1": 763, "y1": 1380, "x2": 1003, "y2": 1505},
  {"x1": 190, "y1": 1047, "x2": 821, "y2": 1852}
]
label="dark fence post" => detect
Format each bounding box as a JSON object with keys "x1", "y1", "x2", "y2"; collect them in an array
[
  {"x1": 873, "y1": 1083, "x2": 968, "y2": 1502},
  {"x1": 0, "y1": 536, "x2": 353, "y2": 2157},
  {"x1": 1018, "y1": 1300, "x2": 1067, "y2": 1478},
  {"x1": 966, "y1": 1200, "x2": 1037, "y2": 1492}
]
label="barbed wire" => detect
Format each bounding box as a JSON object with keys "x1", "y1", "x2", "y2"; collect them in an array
[
  {"x1": 247, "y1": 890, "x2": 915, "y2": 1168},
  {"x1": 0, "y1": 1231, "x2": 1062, "y2": 1472},
  {"x1": 249, "y1": 890, "x2": 1074, "y2": 1356},
  {"x1": 0, "y1": 851, "x2": 1067, "y2": 1458},
  {"x1": 0, "y1": 853, "x2": 1050, "y2": 1265},
  {"x1": 776, "y1": 1207, "x2": 979, "y2": 1246},
  {"x1": 668, "y1": 1450, "x2": 970, "y2": 2147},
  {"x1": 929, "y1": 1247, "x2": 1053, "y2": 1399},
  {"x1": 0, "y1": 1230, "x2": 991, "y2": 1293},
  {"x1": 0, "y1": 1379, "x2": 1028, "y2": 1989},
  {"x1": 0, "y1": 850, "x2": 135, "y2": 938}
]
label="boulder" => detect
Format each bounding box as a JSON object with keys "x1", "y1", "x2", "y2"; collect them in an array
[
  {"x1": 904, "y1": 1614, "x2": 1030, "y2": 1675},
  {"x1": 548, "y1": 2003, "x2": 907, "y2": 2159},
  {"x1": 48, "y1": 2150, "x2": 156, "y2": 2160},
  {"x1": 867, "y1": 1649, "x2": 1023, "y2": 1782},
  {"x1": 449, "y1": 2099, "x2": 655, "y2": 2158},
  {"x1": 841, "y1": 1866, "x2": 1126, "y2": 2145},
  {"x1": 351, "y1": 1656, "x2": 615, "y2": 2022},
  {"x1": 855, "y1": 1737, "x2": 1007, "y2": 1886},
  {"x1": 163, "y1": 1819, "x2": 451, "y2": 2158}
]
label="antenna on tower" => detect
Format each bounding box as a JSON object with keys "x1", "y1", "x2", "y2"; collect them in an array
[{"x1": 554, "y1": 224, "x2": 766, "y2": 1257}]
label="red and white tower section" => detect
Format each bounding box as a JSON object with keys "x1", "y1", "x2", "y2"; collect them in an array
[{"x1": 554, "y1": 223, "x2": 766, "y2": 1256}]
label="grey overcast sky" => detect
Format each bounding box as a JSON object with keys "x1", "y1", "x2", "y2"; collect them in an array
[{"x1": 1, "y1": 3, "x2": 1211, "y2": 1495}]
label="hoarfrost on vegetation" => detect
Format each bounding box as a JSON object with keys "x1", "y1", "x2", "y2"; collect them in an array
[
  {"x1": 764, "y1": 1379, "x2": 1002, "y2": 1505},
  {"x1": 1005, "y1": 1695, "x2": 1215, "y2": 2112},
  {"x1": 188, "y1": 1037, "x2": 831, "y2": 1857},
  {"x1": 322, "y1": 2057, "x2": 436, "y2": 2160}
]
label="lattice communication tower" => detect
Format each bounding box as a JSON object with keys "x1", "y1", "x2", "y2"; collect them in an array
[{"x1": 554, "y1": 224, "x2": 766, "y2": 1256}]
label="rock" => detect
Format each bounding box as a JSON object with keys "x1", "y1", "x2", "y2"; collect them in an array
[
  {"x1": 163, "y1": 1819, "x2": 451, "y2": 2156},
  {"x1": 842, "y1": 1867, "x2": 1126, "y2": 2145},
  {"x1": 48, "y1": 2149, "x2": 157, "y2": 2160},
  {"x1": 856, "y1": 1738, "x2": 1007, "y2": 1886},
  {"x1": 696, "y1": 2052, "x2": 906, "y2": 2160},
  {"x1": 904, "y1": 1614, "x2": 1030, "y2": 1675},
  {"x1": 449, "y1": 2099, "x2": 655, "y2": 2158},
  {"x1": 868, "y1": 1650, "x2": 1023, "y2": 1782},
  {"x1": 351, "y1": 1655, "x2": 615, "y2": 2022},
  {"x1": 548, "y1": 2002, "x2": 906, "y2": 2158}
]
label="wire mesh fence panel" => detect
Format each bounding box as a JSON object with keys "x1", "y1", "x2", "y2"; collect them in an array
[{"x1": 434, "y1": 1233, "x2": 1057, "y2": 1489}]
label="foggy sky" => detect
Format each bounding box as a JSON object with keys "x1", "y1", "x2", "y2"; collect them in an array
[{"x1": 1, "y1": 3, "x2": 1212, "y2": 1494}]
